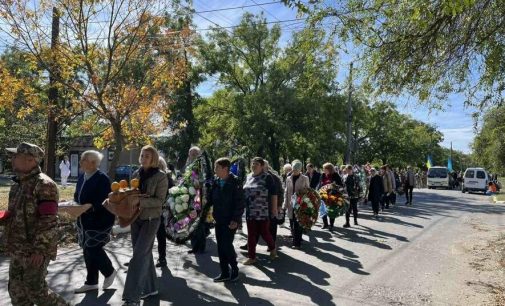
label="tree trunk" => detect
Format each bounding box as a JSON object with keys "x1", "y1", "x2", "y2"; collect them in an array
[
  {"x1": 108, "y1": 121, "x2": 124, "y2": 180},
  {"x1": 44, "y1": 7, "x2": 60, "y2": 179},
  {"x1": 176, "y1": 77, "x2": 198, "y2": 170}
]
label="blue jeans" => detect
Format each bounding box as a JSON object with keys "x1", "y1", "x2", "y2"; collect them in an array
[{"x1": 122, "y1": 218, "x2": 160, "y2": 302}]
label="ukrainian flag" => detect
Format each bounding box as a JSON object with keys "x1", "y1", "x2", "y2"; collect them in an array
[{"x1": 426, "y1": 155, "x2": 433, "y2": 169}]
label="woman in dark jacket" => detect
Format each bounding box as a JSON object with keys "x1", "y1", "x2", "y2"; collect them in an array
[
  {"x1": 74, "y1": 150, "x2": 116, "y2": 293},
  {"x1": 368, "y1": 168, "x2": 384, "y2": 218},
  {"x1": 318, "y1": 162, "x2": 343, "y2": 230}
]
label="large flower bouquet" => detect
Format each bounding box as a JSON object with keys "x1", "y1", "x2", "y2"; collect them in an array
[
  {"x1": 165, "y1": 152, "x2": 213, "y2": 243},
  {"x1": 319, "y1": 183, "x2": 349, "y2": 218},
  {"x1": 294, "y1": 188, "x2": 321, "y2": 231}
]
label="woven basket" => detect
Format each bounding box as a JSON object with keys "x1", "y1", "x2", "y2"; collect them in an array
[{"x1": 103, "y1": 189, "x2": 141, "y2": 227}]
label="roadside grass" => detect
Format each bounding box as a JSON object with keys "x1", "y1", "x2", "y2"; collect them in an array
[{"x1": 0, "y1": 185, "x2": 76, "y2": 211}]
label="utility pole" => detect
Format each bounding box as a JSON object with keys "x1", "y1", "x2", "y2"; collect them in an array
[
  {"x1": 345, "y1": 62, "x2": 353, "y2": 165},
  {"x1": 44, "y1": 7, "x2": 60, "y2": 178}
]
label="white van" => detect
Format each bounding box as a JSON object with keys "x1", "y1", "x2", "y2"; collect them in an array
[
  {"x1": 427, "y1": 166, "x2": 451, "y2": 189},
  {"x1": 462, "y1": 167, "x2": 490, "y2": 193}
]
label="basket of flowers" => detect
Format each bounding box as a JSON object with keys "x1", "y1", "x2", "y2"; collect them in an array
[
  {"x1": 293, "y1": 188, "x2": 321, "y2": 231},
  {"x1": 319, "y1": 183, "x2": 349, "y2": 219}
]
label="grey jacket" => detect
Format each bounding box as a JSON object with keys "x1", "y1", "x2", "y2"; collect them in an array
[{"x1": 133, "y1": 169, "x2": 168, "y2": 220}]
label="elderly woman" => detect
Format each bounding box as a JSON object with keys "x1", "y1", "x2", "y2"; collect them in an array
[
  {"x1": 74, "y1": 150, "x2": 117, "y2": 293},
  {"x1": 283, "y1": 160, "x2": 310, "y2": 248},
  {"x1": 318, "y1": 162, "x2": 343, "y2": 231},
  {"x1": 122, "y1": 145, "x2": 168, "y2": 306}
]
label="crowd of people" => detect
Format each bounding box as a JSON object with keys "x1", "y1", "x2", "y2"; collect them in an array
[{"x1": 2, "y1": 141, "x2": 431, "y2": 306}]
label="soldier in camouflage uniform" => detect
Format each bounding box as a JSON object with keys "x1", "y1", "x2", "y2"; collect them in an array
[{"x1": 3, "y1": 142, "x2": 70, "y2": 306}]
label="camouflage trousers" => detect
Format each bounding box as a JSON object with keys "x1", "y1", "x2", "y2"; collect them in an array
[{"x1": 8, "y1": 256, "x2": 70, "y2": 306}]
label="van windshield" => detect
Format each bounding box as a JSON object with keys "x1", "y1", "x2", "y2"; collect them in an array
[{"x1": 428, "y1": 168, "x2": 448, "y2": 178}]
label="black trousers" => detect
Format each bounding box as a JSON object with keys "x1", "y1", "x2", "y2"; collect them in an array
[
  {"x1": 405, "y1": 185, "x2": 414, "y2": 203},
  {"x1": 215, "y1": 224, "x2": 238, "y2": 275},
  {"x1": 84, "y1": 246, "x2": 114, "y2": 285},
  {"x1": 322, "y1": 215, "x2": 335, "y2": 227},
  {"x1": 381, "y1": 193, "x2": 390, "y2": 208},
  {"x1": 345, "y1": 198, "x2": 359, "y2": 224},
  {"x1": 156, "y1": 219, "x2": 166, "y2": 260},
  {"x1": 290, "y1": 217, "x2": 303, "y2": 247},
  {"x1": 371, "y1": 200, "x2": 380, "y2": 214},
  {"x1": 269, "y1": 217, "x2": 278, "y2": 242}
]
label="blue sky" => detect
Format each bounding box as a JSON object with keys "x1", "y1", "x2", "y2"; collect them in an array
[{"x1": 192, "y1": 0, "x2": 477, "y2": 154}]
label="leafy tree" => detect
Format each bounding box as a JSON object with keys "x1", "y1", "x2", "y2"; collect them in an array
[
  {"x1": 472, "y1": 106, "x2": 505, "y2": 175},
  {"x1": 283, "y1": 0, "x2": 505, "y2": 110},
  {"x1": 1, "y1": 0, "x2": 187, "y2": 177}
]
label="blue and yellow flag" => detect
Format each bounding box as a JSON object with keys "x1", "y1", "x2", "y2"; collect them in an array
[{"x1": 426, "y1": 155, "x2": 433, "y2": 169}]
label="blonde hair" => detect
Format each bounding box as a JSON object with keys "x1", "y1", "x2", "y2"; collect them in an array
[
  {"x1": 139, "y1": 145, "x2": 160, "y2": 169},
  {"x1": 158, "y1": 156, "x2": 168, "y2": 172},
  {"x1": 323, "y1": 162, "x2": 335, "y2": 174}
]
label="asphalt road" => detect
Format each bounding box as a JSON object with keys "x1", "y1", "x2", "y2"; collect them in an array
[{"x1": 1, "y1": 188, "x2": 504, "y2": 305}]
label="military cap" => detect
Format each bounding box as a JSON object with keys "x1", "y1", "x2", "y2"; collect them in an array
[{"x1": 6, "y1": 142, "x2": 45, "y2": 162}]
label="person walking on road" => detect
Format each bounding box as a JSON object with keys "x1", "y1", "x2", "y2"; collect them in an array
[
  {"x1": 122, "y1": 145, "x2": 168, "y2": 305},
  {"x1": 305, "y1": 163, "x2": 321, "y2": 189},
  {"x1": 74, "y1": 150, "x2": 117, "y2": 294},
  {"x1": 243, "y1": 157, "x2": 278, "y2": 265},
  {"x1": 405, "y1": 166, "x2": 415, "y2": 206},
  {"x1": 381, "y1": 166, "x2": 393, "y2": 210},
  {"x1": 3, "y1": 142, "x2": 70, "y2": 306},
  {"x1": 368, "y1": 168, "x2": 384, "y2": 218},
  {"x1": 344, "y1": 165, "x2": 360, "y2": 228},
  {"x1": 210, "y1": 158, "x2": 245, "y2": 282},
  {"x1": 318, "y1": 163, "x2": 343, "y2": 230},
  {"x1": 283, "y1": 160, "x2": 310, "y2": 248}
]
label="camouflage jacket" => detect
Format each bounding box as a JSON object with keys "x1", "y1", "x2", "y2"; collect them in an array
[{"x1": 4, "y1": 166, "x2": 59, "y2": 260}]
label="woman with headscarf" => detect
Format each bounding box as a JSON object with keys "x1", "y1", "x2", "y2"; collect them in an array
[
  {"x1": 122, "y1": 145, "x2": 168, "y2": 306},
  {"x1": 317, "y1": 162, "x2": 343, "y2": 231},
  {"x1": 283, "y1": 160, "x2": 310, "y2": 248},
  {"x1": 74, "y1": 150, "x2": 116, "y2": 293}
]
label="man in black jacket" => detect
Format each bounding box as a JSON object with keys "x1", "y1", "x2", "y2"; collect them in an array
[
  {"x1": 211, "y1": 158, "x2": 245, "y2": 282},
  {"x1": 305, "y1": 163, "x2": 321, "y2": 189},
  {"x1": 344, "y1": 165, "x2": 360, "y2": 228}
]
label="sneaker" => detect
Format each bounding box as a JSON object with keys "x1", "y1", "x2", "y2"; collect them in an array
[
  {"x1": 74, "y1": 284, "x2": 99, "y2": 293},
  {"x1": 243, "y1": 258, "x2": 257, "y2": 265},
  {"x1": 229, "y1": 269, "x2": 239, "y2": 282},
  {"x1": 103, "y1": 269, "x2": 117, "y2": 289},
  {"x1": 155, "y1": 259, "x2": 167, "y2": 268},
  {"x1": 213, "y1": 274, "x2": 230, "y2": 282},
  {"x1": 270, "y1": 249, "x2": 278, "y2": 260},
  {"x1": 140, "y1": 291, "x2": 158, "y2": 299},
  {"x1": 354, "y1": 221, "x2": 359, "y2": 226},
  {"x1": 321, "y1": 224, "x2": 329, "y2": 229},
  {"x1": 343, "y1": 223, "x2": 351, "y2": 228},
  {"x1": 239, "y1": 244, "x2": 248, "y2": 250}
]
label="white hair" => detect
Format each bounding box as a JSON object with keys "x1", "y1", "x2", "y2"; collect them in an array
[{"x1": 81, "y1": 150, "x2": 103, "y2": 165}]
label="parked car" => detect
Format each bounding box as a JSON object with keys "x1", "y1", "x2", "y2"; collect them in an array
[
  {"x1": 427, "y1": 166, "x2": 451, "y2": 189},
  {"x1": 115, "y1": 165, "x2": 139, "y2": 182},
  {"x1": 462, "y1": 167, "x2": 491, "y2": 194}
]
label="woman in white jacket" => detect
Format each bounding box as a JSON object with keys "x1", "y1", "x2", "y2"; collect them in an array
[
  {"x1": 283, "y1": 160, "x2": 309, "y2": 249},
  {"x1": 59, "y1": 156, "x2": 71, "y2": 188}
]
